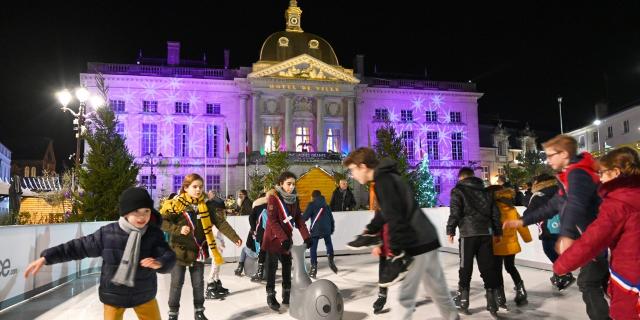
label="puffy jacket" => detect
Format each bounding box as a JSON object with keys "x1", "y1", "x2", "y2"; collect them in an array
[
  {"x1": 41, "y1": 215, "x2": 176, "y2": 308},
  {"x1": 522, "y1": 152, "x2": 601, "y2": 239},
  {"x1": 447, "y1": 177, "x2": 502, "y2": 237},
  {"x1": 262, "y1": 189, "x2": 310, "y2": 255},
  {"x1": 369, "y1": 158, "x2": 440, "y2": 256},
  {"x1": 330, "y1": 187, "x2": 356, "y2": 211},
  {"x1": 162, "y1": 200, "x2": 240, "y2": 266},
  {"x1": 554, "y1": 175, "x2": 640, "y2": 320},
  {"x1": 526, "y1": 179, "x2": 559, "y2": 240},
  {"x1": 490, "y1": 187, "x2": 532, "y2": 256},
  {"x1": 302, "y1": 195, "x2": 335, "y2": 238}
]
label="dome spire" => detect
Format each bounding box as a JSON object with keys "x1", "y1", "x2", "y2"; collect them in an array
[{"x1": 285, "y1": 0, "x2": 303, "y2": 32}]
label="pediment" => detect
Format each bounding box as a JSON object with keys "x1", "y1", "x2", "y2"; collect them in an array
[{"x1": 249, "y1": 54, "x2": 360, "y2": 84}]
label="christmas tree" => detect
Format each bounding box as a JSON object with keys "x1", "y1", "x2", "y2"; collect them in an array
[
  {"x1": 77, "y1": 75, "x2": 139, "y2": 221},
  {"x1": 414, "y1": 157, "x2": 438, "y2": 208},
  {"x1": 374, "y1": 121, "x2": 410, "y2": 184}
]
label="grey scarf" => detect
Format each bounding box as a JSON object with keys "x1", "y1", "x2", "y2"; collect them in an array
[
  {"x1": 275, "y1": 185, "x2": 297, "y2": 204},
  {"x1": 111, "y1": 217, "x2": 148, "y2": 287}
]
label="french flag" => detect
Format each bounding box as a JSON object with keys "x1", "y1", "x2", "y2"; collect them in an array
[{"x1": 225, "y1": 126, "x2": 230, "y2": 154}]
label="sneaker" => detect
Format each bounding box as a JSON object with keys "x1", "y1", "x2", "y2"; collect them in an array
[
  {"x1": 554, "y1": 273, "x2": 576, "y2": 291},
  {"x1": 346, "y1": 234, "x2": 382, "y2": 250},
  {"x1": 379, "y1": 251, "x2": 414, "y2": 287}
]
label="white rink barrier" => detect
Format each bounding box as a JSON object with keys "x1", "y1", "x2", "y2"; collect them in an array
[{"x1": 0, "y1": 207, "x2": 551, "y2": 310}]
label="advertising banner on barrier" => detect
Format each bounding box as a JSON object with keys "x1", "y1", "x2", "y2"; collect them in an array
[{"x1": 0, "y1": 226, "x2": 36, "y2": 306}]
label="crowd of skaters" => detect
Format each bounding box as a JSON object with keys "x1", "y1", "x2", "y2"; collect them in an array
[{"x1": 21, "y1": 134, "x2": 640, "y2": 320}]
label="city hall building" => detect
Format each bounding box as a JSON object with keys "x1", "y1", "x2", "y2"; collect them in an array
[{"x1": 79, "y1": 1, "x2": 482, "y2": 206}]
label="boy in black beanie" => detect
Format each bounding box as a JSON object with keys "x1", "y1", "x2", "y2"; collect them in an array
[{"x1": 24, "y1": 187, "x2": 176, "y2": 320}]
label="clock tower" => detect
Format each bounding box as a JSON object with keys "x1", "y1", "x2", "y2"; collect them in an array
[{"x1": 285, "y1": 0, "x2": 303, "y2": 32}]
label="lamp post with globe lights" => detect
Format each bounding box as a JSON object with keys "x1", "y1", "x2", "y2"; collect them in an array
[
  {"x1": 55, "y1": 87, "x2": 105, "y2": 168},
  {"x1": 143, "y1": 152, "x2": 163, "y2": 199}
]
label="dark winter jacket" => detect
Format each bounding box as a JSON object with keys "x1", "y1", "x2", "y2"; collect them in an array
[
  {"x1": 41, "y1": 214, "x2": 176, "y2": 308},
  {"x1": 247, "y1": 197, "x2": 267, "y2": 252},
  {"x1": 525, "y1": 179, "x2": 559, "y2": 240},
  {"x1": 368, "y1": 158, "x2": 440, "y2": 256},
  {"x1": 447, "y1": 177, "x2": 502, "y2": 237},
  {"x1": 554, "y1": 175, "x2": 640, "y2": 320},
  {"x1": 239, "y1": 197, "x2": 253, "y2": 216},
  {"x1": 302, "y1": 195, "x2": 335, "y2": 238},
  {"x1": 522, "y1": 152, "x2": 601, "y2": 240},
  {"x1": 252, "y1": 197, "x2": 268, "y2": 248},
  {"x1": 262, "y1": 189, "x2": 310, "y2": 255},
  {"x1": 329, "y1": 187, "x2": 356, "y2": 211}
]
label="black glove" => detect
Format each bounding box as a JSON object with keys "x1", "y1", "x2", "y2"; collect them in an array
[
  {"x1": 304, "y1": 238, "x2": 312, "y2": 249},
  {"x1": 281, "y1": 239, "x2": 292, "y2": 251}
]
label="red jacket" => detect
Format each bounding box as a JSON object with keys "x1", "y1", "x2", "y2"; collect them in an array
[
  {"x1": 554, "y1": 175, "x2": 640, "y2": 319},
  {"x1": 262, "y1": 190, "x2": 310, "y2": 254}
]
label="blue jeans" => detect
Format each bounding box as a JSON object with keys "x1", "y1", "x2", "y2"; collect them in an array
[
  {"x1": 310, "y1": 235, "x2": 334, "y2": 265},
  {"x1": 239, "y1": 246, "x2": 257, "y2": 263}
]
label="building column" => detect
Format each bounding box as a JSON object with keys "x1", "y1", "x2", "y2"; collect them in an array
[
  {"x1": 251, "y1": 92, "x2": 261, "y2": 151},
  {"x1": 347, "y1": 97, "x2": 355, "y2": 151},
  {"x1": 239, "y1": 94, "x2": 249, "y2": 155},
  {"x1": 284, "y1": 93, "x2": 294, "y2": 151},
  {"x1": 316, "y1": 95, "x2": 325, "y2": 152}
]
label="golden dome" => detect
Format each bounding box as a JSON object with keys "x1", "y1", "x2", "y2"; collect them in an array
[{"x1": 258, "y1": 0, "x2": 339, "y2": 66}]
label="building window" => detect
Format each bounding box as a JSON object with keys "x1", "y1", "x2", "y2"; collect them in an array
[
  {"x1": 31, "y1": 167, "x2": 36, "y2": 177},
  {"x1": 24, "y1": 166, "x2": 30, "y2": 177},
  {"x1": 452, "y1": 132, "x2": 463, "y2": 160},
  {"x1": 426, "y1": 131, "x2": 439, "y2": 160},
  {"x1": 206, "y1": 103, "x2": 221, "y2": 115},
  {"x1": 326, "y1": 128, "x2": 340, "y2": 152},
  {"x1": 264, "y1": 126, "x2": 277, "y2": 153},
  {"x1": 402, "y1": 131, "x2": 415, "y2": 160},
  {"x1": 498, "y1": 167, "x2": 505, "y2": 175},
  {"x1": 206, "y1": 125, "x2": 219, "y2": 158},
  {"x1": 449, "y1": 111, "x2": 462, "y2": 123},
  {"x1": 497, "y1": 140, "x2": 507, "y2": 157},
  {"x1": 401, "y1": 110, "x2": 413, "y2": 122},
  {"x1": 173, "y1": 175, "x2": 184, "y2": 194},
  {"x1": 434, "y1": 176, "x2": 441, "y2": 194},
  {"x1": 374, "y1": 108, "x2": 389, "y2": 121},
  {"x1": 116, "y1": 122, "x2": 125, "y2": 138},
  {"x1": 141, "y1": 124, "x2": 157, "y2": 156},
  {"x1": 295, "y1": 127, "x2": 311, "y2": 152},
  {"x1": 592, "y1": 131, "x2": 598, "y2": 143},
  {"x1": 174, "y1": 124, "x2": 189, "y2": 157},
  {"x1": 142, "y1": 100, "x2": 158, "y2": 113},
  {"x1": 206, "y1": 175, "x2": 221, "y2": 193},
  {"x1": 175, "y1": 102, "x2": 190, "y2": 114},
  {"x1": 481, "y1": 166, "x2": 489, "y2": 181},
  {"x1": 110, "y1": 100, "x2": 125, "y2": 113},
  {"x1": 140, "y1": 175, "x2": 157, "y2": 189},
  {"x1": 623, "y1": 120, "x2": 630, "y2": 134},
  {"x1": 607, "y1": 125, "x2": 613, "y2": 139},
  {"x1": 426, "y1": 110, "x2": 438, "y2": 123},
  {"x1": 578, "y1": 136, "x2": 586, "y2": 149}
]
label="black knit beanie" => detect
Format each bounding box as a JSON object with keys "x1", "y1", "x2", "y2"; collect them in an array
[{"x1": 119, "y1": 187, "x2": 155, "y2": 216}]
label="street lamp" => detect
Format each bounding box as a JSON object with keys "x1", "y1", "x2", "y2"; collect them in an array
[
  {"x1": 557, "y1": 96, "x2": 564, "y2": 134},
  {"x1": 143, "y1": 152, "x2": 163, "y2": 199},
  {"x1": 56, "y1": 87, "x2": 105, "y2": 168}
]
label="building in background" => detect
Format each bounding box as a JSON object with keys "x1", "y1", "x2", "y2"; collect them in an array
[
  {"x1": 79, "y1": 1, "x2": 482, "y2": 205},
  {"x1": 0, "y1": 141, "x2": 11, "y2": 214}
]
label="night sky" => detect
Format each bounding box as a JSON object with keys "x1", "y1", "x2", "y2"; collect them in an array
[{"x1": 1, "y1": 1, "x2": 639, "y2": 168}]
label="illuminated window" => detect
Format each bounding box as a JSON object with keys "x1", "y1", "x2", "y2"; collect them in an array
[
  {"x1": 326, "y1": 128, "x2": 340, "y2": 152},
  {"x1": 264, "y1": 126, "x2": 277, "y2": 153},
  {"x1": 296, "y1": 127, "x2": 311, "y2": 152}
]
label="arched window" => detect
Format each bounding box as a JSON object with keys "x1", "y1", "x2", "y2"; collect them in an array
[
  {"x1": 24, "y1": 166, "x2": 30, "y2": 177},
  {"x1": 31, "y1": 167, "x2": 36, "y2": 177}
]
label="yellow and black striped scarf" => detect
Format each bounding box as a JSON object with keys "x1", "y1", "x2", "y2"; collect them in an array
[{"x1": 161, "y1": 193, "x2": 224, "y2": 265}]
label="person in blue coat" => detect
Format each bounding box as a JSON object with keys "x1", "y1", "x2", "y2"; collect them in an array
[{"x1": 303, "y1": 190, "x2": 337, "y2": 278}]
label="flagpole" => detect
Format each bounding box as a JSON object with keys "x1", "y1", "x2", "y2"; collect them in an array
[
  {"x1": 244, "y1": 140, "x2": 247, "y2": 190},
  {"x1": 225, "y1": 125, "x2": 229, "y2": 198},
  {"x1": 204, "y1": 124, "x2": 208, "y2": 191}
]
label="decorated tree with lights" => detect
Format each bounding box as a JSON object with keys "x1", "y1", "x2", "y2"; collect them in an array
[
  {"x1": 413, "y1": 157, "x2": 438, "y2": 208},
  {"x1": 78, "y1": 75, "x2": 139, "y2": 221},
  {"x1": 374, "y1": 121, "x2": 410, "y2": 184}
]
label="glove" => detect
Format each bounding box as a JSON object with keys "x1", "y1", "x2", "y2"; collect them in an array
[
  {"x1": 281, "y1": 239, "x2": 292, "y2": 251},
  {"x1": 304, "y1": 238, "x2": 312, "y2": 249}
]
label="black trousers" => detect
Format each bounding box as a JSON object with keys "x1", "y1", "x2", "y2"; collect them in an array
[
  {"x1": 265, "y1": 252, "x2": 292, "y2": 293},
  {"x1": 258, "y1": 249, "x2": 266, "y2": 264},
  {"x1": 577, "y1": 255, "x2": 610, "y2": 320},
  {"x1": 495, "y1": 254, "x2": 522, "y2": 287},
  {"x1": 458, "y1": 236, "x2": 497, "y2": 289}
]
